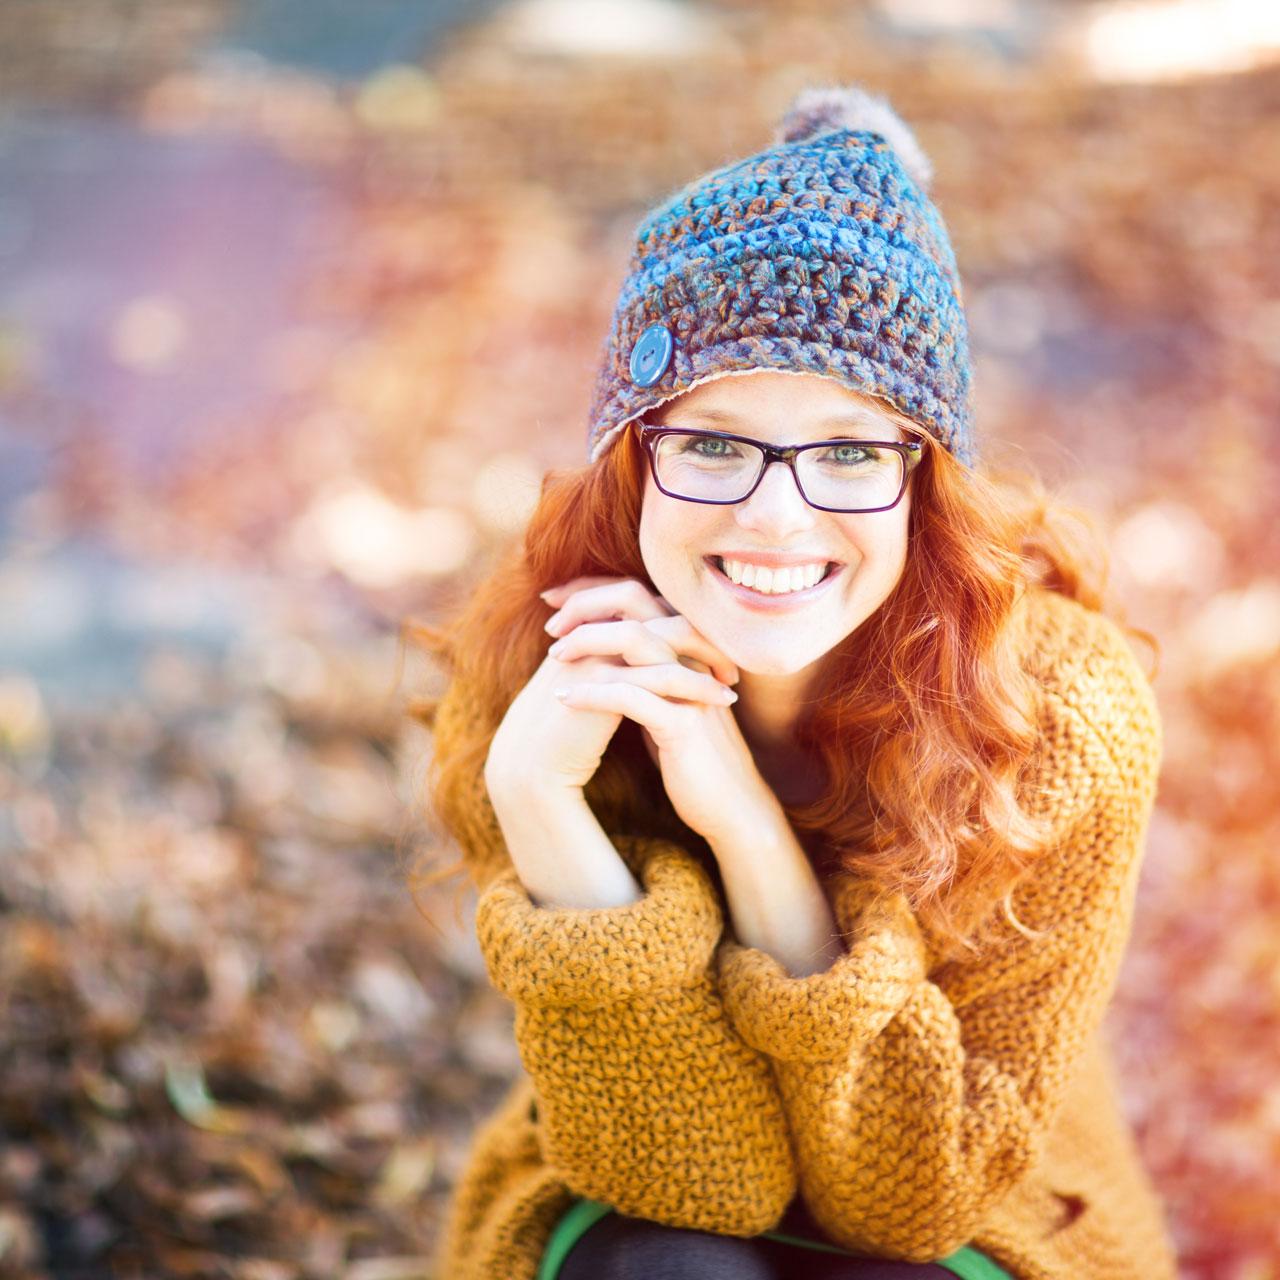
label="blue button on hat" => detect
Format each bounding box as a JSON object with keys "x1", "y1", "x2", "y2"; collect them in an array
[{"x1": 628, "y1": 323, "x2": 674, "y2": 387}]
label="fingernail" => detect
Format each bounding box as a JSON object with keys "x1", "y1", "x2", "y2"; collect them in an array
[
  {"x1": 547, "y1": 639, "x2": 565, "y2": 656},
  {"x1": 544, "y1": 613, "x2": 562, "y2": 635},
  {"x1": 539, "y1": 589, "x2": 555, "y2": 601},
  {"x1": 723, "y1": 689, "x2": 738, "y2": 703}
]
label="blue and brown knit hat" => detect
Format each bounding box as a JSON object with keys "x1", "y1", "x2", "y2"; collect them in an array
[{"x1": 585, "y1": 84, "x2": 976, "y2": 469}]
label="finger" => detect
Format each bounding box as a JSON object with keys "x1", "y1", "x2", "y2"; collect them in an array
[
  {"x1": 546, "y1": 578, "x2": 672, "y2": 623},
  {"x1": 542, "y1": 583, "x2": 740, "y2": 686},
  {"x1": 554, "y1": 682, "x2": 686, "y2": 737},
  {"x1": 540, "y1": 576, "x2": 637, "y2": 606},
  {"x1": 558, "y1": 663, "x2": 737, "y2": 707},
  {"x1": 549, "y1": 616, "x2": 739, "y2": 688},
  {"x1": 547, "y1": 619, "x2": 676, "y2": 669},
  {"x1": 545, "y1": 579, "x2": 674, "y2": 636},
  {"x1": 642, "y1": 615, "x2": 740, "y2": 686},
  {"x1": 555, "y1": 682, "x2": 677, "y2": 731}
]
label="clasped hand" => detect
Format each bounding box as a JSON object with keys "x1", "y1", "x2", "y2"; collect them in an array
[{"x1": 484, "y1": 576, "x2": 778, "y2": 845}]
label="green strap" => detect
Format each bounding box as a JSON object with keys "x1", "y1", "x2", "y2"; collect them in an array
[
  {"x1": 536, "y1": 1198, "x2": 614, "y2": 1280},
  {"x1": 540, "y1": 1199, "x2": 1014, "y2": 1280},
  {"x1": 933, "y1": 1243, "x2": 1017, "y2": 1280}
]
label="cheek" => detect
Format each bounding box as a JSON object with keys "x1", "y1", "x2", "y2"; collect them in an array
[
  {"x1": 876, "y1": 511, "x2": 912, "y2": 591},
  {"x1": 637, "y1": 487, "x2": 665, "y2": 582},
  {"x1": 638, "y1": 496, "x2": 683, "y2": 603},
  {"x1": 639, "y1": 486, "x2": 706, "y2": 585},
  {"x1": 831, "y1": 507, "x2": 910, "y2": 593},
  {"x1": 877, "y1": 517, "x2": 910, "y2": 582}
]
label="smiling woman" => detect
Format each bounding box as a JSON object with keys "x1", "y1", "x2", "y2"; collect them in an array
[
  {"x1": 408, "y1": 83, "x2": 1178, "y2": 1280},
  {"x1": 636, "y1": 375, "x2": 921, "y2": 698}
]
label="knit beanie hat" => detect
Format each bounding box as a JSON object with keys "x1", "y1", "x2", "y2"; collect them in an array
[{"x1": 585, "y1": 84, "x2": 976, "y2": 469}]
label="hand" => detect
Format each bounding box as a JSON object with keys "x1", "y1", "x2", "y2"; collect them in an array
[
  {"x1": 484, "y1": 576, "x2": 742, "y2": 806},
  {"x1": 537, "y1": 576, "x2": 781, "y2": 845}
]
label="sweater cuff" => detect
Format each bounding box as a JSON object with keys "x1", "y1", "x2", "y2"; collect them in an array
[
  {"x1": 717, "y1": 877, "x2": 927, "y2": 1064},
  {"x1": 474, "y1": 837, "x2": 724, "y2": 1009}
]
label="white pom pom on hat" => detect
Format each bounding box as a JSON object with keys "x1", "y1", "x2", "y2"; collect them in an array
[{"x1": 773, "y1": 84, "x2": 934, "y2": 192}]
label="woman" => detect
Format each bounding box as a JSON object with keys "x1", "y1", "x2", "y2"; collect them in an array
[{"x1": 414, "y1": 86, "x2": 1178, "y2": 1279}]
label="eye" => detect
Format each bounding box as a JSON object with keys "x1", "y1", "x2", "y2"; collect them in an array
[
  {"x1": 822, "y1": 443, "x2": 875, "y2": 465},
  {"x1": 682, "y1": 435, "x2": 737, "y2": 458}
]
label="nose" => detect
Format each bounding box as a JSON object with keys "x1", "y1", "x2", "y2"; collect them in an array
[{"x1": 733, "y1": 459, "x2": 818, "y2": 540}]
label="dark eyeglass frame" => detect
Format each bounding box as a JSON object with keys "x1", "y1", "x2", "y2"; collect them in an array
[{"x1": 635, "y1": 422, "x2": 926, "y2": 514}]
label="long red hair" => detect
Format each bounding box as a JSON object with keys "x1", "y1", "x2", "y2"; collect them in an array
[{"x1": 404, "y1": 406, "x2": 1157, "y2": 962}]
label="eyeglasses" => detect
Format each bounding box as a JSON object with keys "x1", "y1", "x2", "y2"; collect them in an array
[{"x1": 636, "y1": 423, "x2": 925, "y2": 513}]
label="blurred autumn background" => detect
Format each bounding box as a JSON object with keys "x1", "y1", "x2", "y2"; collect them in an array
[{"x1": 1, "y1": 0, "x2": 1277, "y2": 1276}]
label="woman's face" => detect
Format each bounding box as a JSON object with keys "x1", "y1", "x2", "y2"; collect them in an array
[{"x1": 637, "y1": 371, "x2": 918, "y2": 678}]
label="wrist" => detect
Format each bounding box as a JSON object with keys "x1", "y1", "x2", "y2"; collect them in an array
[
  {"x1": 485, "y1": 764, "x2": 585, "y2": 815},
  {"x1": 485, "y1": 777, "x2": 642, "y2": 911},
  {"x1": 703, "y1": 792, "x2": 842, "y2": 977},
  {"x1": 703, "y1": 786, "x2": 788, "y2": 849}
]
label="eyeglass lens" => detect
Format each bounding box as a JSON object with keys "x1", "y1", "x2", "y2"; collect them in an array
[{"x1": 652, "y1": 433, "x2": 906, "y2": 510}]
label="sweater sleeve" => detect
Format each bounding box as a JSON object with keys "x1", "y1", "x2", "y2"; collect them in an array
[
  {"x1": 715, "y1": 611, "x2": 1163, "y2": 1262},
  {"x1": 430, "y1": 676, "x2": 797, "y2": 1234}
]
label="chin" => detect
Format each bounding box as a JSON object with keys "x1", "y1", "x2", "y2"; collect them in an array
[{"x1": 719, "y1": 637, "x2": 834, "y2": 678}]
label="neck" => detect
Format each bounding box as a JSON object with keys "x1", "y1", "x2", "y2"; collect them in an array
[{"x1": 734, "y1": 665, "x2": 817, "y2": 750}]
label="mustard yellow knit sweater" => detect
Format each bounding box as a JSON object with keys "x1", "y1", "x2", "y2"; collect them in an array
[{"x1": 428, "y1": 586, "x2": 1178, "y2": 1280}]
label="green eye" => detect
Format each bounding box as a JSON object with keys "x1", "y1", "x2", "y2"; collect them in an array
[
  {"x1": 825, "y1": 444, "x2": 874, "y2": 465},
  {"x1": 689, "y1": 437, "x2": 733, "y2": 457}
]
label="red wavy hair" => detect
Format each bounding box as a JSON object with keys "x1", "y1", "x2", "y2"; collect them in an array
[{"x1": 404, "y1": 405, "x2": 1157, "y2": 962}]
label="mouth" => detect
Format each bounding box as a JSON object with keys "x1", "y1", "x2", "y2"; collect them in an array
[{"x1": 704, "y1": 555, "x2": 843, "y2": 606}]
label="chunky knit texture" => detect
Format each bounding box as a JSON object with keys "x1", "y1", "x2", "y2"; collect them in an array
[
  {"x1": 586, "y1": 84, "x2": 976, "y2": 467},
  {"x1": 428, "y1": 587, "x2": 1178, "y2": 1280}
]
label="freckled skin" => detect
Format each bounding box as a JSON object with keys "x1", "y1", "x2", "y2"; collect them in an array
[{"x1": 638, "y1": 371, "x2": 915, "y2": 700}]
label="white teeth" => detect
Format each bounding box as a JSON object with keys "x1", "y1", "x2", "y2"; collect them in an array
[{"x1": 718, "y1": 558, "x2": 830, "y2": 595}]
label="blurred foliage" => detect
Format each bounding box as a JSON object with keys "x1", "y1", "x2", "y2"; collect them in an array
[{"x1": 1, "y1": 1, "x2": 1278, "y2": 1277}]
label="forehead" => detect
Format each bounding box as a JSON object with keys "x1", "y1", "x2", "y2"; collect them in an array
[{"x1": 650, "y1": 371, "x2": 906, "y2": 436}]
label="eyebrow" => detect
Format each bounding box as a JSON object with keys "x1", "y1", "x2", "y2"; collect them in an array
[{"x1": 658, "y1": 406, "x2": 904, "y2": 437}]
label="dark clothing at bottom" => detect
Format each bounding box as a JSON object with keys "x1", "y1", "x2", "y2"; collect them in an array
[
  {"x1": 557, "y1": 1211, "x2": 962, "y2": 1279},
  {"x1": 543, "y1": 1196, "x2": 1015, "y2": 1280}
]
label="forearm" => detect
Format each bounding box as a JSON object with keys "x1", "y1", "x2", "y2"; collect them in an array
[
  {"x1": 707, "y1": 797, "x2": 844, "y2": 977},
  {"x1": 486, "y1": 776, "x2": 643, "y2": 910}
]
